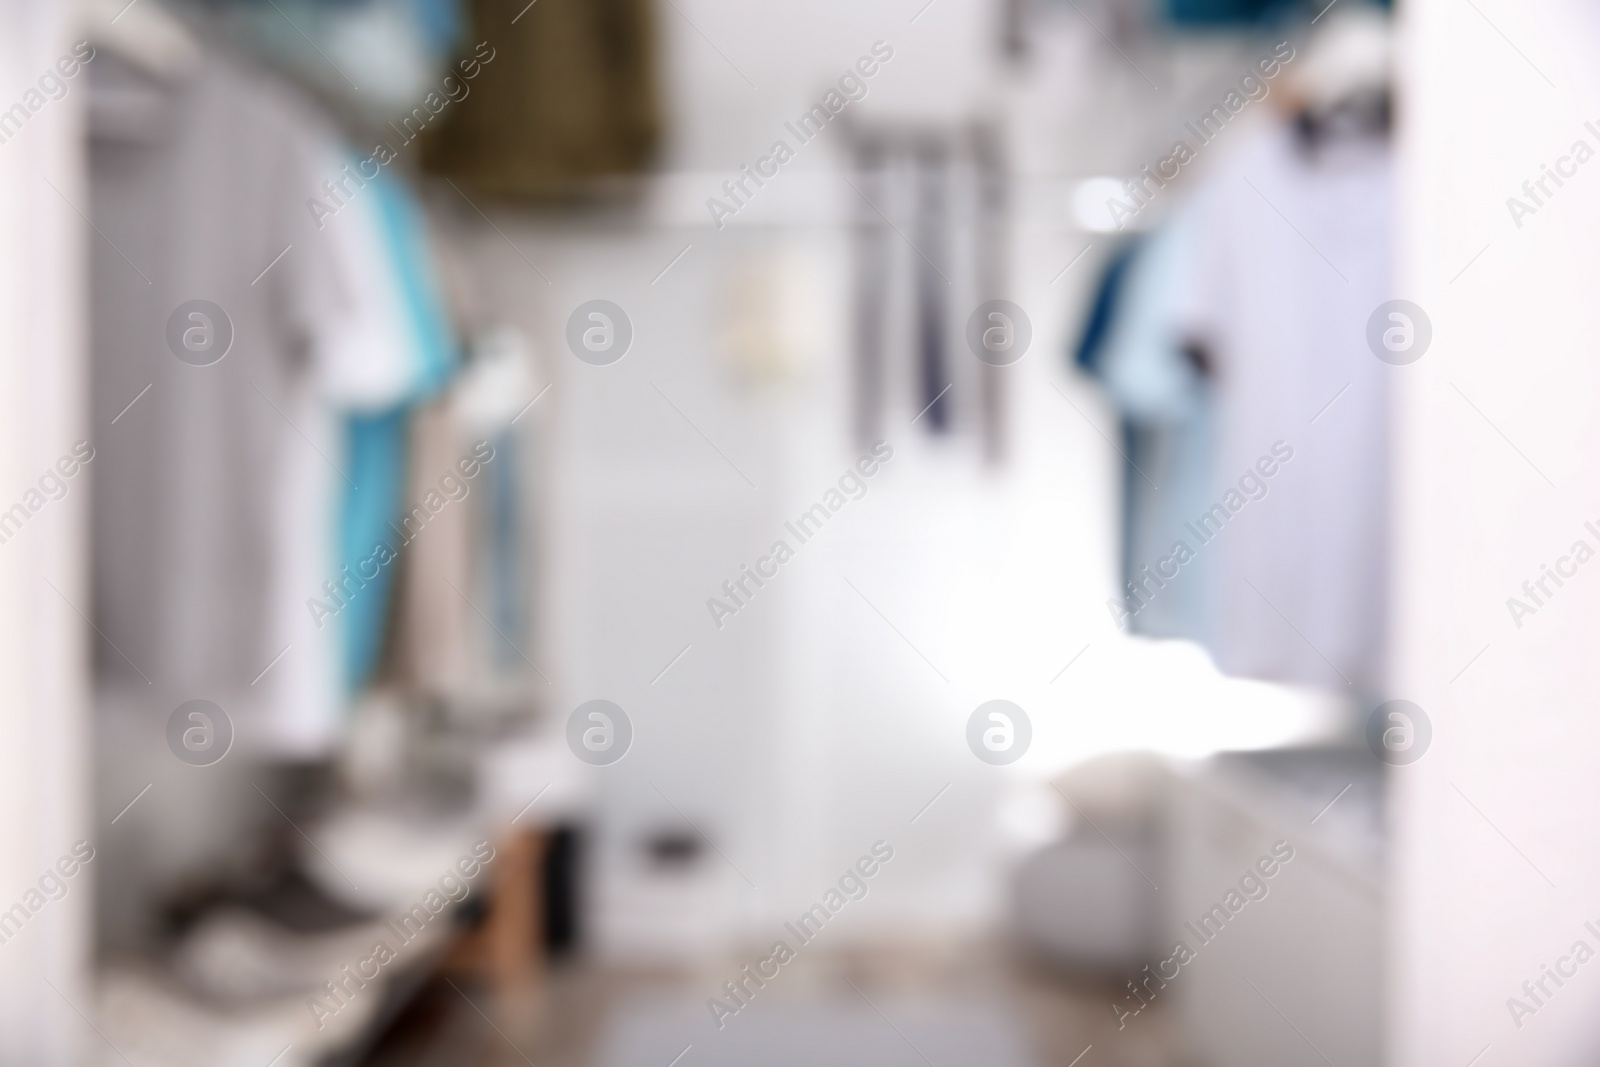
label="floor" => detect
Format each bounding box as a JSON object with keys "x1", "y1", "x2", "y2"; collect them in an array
[{"x1": 360, "y1": 940, "x2": 1183, "y2": 1067}]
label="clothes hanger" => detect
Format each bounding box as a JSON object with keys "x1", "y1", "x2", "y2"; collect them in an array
[{"x1": 1282, "y1": 6, "x2": 1393, "y2": 151}]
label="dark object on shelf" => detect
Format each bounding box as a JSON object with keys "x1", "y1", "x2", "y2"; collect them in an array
[
  {"x1": 543, "y1": 824, "x2": 582, "y2": 955},
  {"x1": 642, "y1": 826, "x2": 702, "y2": 869}
]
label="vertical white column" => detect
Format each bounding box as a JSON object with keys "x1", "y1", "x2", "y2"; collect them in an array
[
  {"x1": 1394, "y1": 0, "x2": 1600, "y2": 1062},
  {"x1": 0, "y1": 1, "x2": 90, "y2": 1063}
]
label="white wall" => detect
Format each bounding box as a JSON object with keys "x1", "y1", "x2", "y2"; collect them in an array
[
  {"x1": 526, "y1": 0, "x2": 1114, "y2": 959},
  {"x1": 541, "y1": 0, "x2": 1345, "y2": 966},
  {"x1": 1393, "y1": 0, "x2": 1600, "y2": 1062}
]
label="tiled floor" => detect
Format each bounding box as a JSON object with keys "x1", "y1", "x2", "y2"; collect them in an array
[{"x1": 361, "y1": 941, "x2": 1183, "y2": 1067}]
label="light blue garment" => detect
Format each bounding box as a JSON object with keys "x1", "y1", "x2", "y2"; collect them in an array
[
  {"x1": 337, "y1": 161, "x2": 457, "y2": 690},
  {"x1": 1093, "y1": 213, "x2": 1215, "y2": 643},
  {"x1": 340, "y1": 409, "x2": 409, "y2": 688},
  {"x1": 367, "y1": 163, "x2": 456, "y2": 395},
  {"x1": 1098, "y1": 215, "x2": 1204, "y2": 424}
]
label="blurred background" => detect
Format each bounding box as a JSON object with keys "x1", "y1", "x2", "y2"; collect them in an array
[{"x1": 2, "y1": 0, "x2": 1597, "y2": 1063}]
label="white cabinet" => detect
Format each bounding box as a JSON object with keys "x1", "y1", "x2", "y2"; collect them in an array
[{"x1": 1166, "y1": 750, "x2": 1382, "y2": 1066}]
